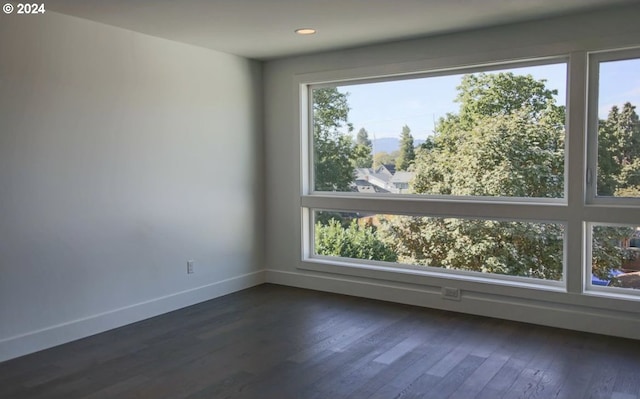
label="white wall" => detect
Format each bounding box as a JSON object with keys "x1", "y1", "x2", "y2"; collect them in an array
[
  {"x1": 0, "y1": 12, "x2": 263, "y2": 361},
  {"x1": 263, "y1": 4, "x2": 640, "y2": 339}
]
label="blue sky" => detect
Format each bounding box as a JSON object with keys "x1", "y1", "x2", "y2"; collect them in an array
[
  {"x1": 599, "y1": 58, "x2": 640, "y2": 118},
  {"x1": 335, "y1": 59, "x2": 640, "y2": 141}
]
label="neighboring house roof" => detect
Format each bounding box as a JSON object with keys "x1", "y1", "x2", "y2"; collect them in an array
[
  {"x1": 370, "y1": 172, "x2": 392, "y2": 185},
  {"x1": 353, "y1": 179, "x2": 390, "y2": 193},
  {"x1": 390, "y1": 171, "x2": 414, "y2": 184},
  {"x1": 378, "y1": 163, "x2": 396, "y2": 174},
  {"x1": 376, "y1": 164, "x2": 396, "y2": 176},
  {"x1": 355, "y1": 168, "x2": 372, "y2": 177},
  {"x1": 355, "y1": 167, "x2": 392, "y2": 185},
  {"x1": 354, "y1": 166, "x2": 413, "y2": 193}
]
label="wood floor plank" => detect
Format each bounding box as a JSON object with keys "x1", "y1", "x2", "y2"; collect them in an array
[
  {"x1": 373, "y1": 335, "x2": 425, "y2": 365},
  {"x1": 345, "y1": 351, "x2": 425, "y2": 399},
  {"x1": 366, "y1": 344, "x2": 455, "y2": 399},
  {"x1": 425, "y1": 354, "x2": 486, "y2": 399},
  {"x1": 448, "y1": 353, "x2": 510, "y2": 398}
]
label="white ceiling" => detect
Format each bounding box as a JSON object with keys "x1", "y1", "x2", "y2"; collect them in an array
[{"x1": 45, "y1": 0, "x2": 639, "y2": 60}]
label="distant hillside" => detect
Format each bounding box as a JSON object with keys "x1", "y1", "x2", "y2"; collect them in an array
[{"x1": 372, "y1": 137, "x2": 425, "y2": 154}]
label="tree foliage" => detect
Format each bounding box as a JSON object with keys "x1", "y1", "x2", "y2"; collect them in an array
[
  {"x1": 356, "y1": 127, "x2": 372, "y2": 147},
  {"x1": 353, "y1": 128, "x2": 373, "y2": 168},
  {"x1": 413, "y1": 73, "x2": 565, "y2": 198},
  {"x1": 597, "y1": 102, "x2": 640, "y2": 197},
  {"x1": 384, "y1": 72, "x2": 567, "y2": 279},
  {"x1": 315, "y1": 219, "x2": 397, "y2": 262},
  {"x1": 412, "y1": 105, "x2": 565, "y2": 197},
  {"x1": 455, "y1": 72, "x2": 559, "y2": 129},
  {"x1": 395, "y1": 125, "x2": 416, "y2": 171},
  {"x1": 313, "y1": 88, "x2": 355, "y2": 191},
  {"x1": 373, "y1": 151, "x2": 398, "y2": 168},
  {"x1": 379, "y1": 217, "x2": 563, "y2": 280},
  {"x1": 592, "y1": 225, "x2": 635, "y2": 280}
]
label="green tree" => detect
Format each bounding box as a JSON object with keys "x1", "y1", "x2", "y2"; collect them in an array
[
  {"x1": 353, "y1": 128, "x2": 373, "y2": 168},
  {"x1": 379, "y1": 216, "x2": 563, "y2": 280},
  {"x1": 455, "y1": 72, "x2": 558, "y2": 129},
  {"x1": 395, "y1": 125, "x2": 415, "y2": 171},
  {"x1": 412, "y1": 104, "x2": 565, "y2": 197},
  {"x1": 383, "y1": 72, "x2": 566, "y2": 279},
  {"x1": 373, "y1": 151, "x2": 398, "y2": 169},
  {"x1": 419, "y1": 137, "x2": 436, "y2": 152},
  {"x1": 313, "y1": 88, "x2": 355, "y2": 191},
  {"x1": 315, "y1": 219, "x2": 397, "y2": 262},
  {"x1": 592, "y1": 225, "x2": 635, "y2": 280},
  {"x1": 413, "y1": 73, "x2": 565, "y2": 198},
  {"x1": 597, "y1": 102, "x2": 640, "y2": 197},
  {"x1": 356, "y1": 127, "x2": 372, "y2": 147}
]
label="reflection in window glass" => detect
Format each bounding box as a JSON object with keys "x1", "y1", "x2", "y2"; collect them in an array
[
  {"x1": 314, "y1": 211, "x2": 564, "y2": 281},
  {"x1": 597, "y1": 58, "x2": 640, "y2": 198},
  {"x1": 312, "y1": 63, "x2": 567, "y2": 198},
  {"x1": 591, "y1": 224, "x2": 640, "y2": 290}
]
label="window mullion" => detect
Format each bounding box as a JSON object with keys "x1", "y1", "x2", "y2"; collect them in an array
[
  {"x1": 302, "y1": 195, "x2": 568, "y2": 223},
  {"x1": 565, "y1": 51, "x2": 588, "y2": 294}
]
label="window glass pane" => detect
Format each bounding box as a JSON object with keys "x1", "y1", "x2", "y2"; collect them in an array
[
  {"x1": 312, "y1": 63, "x2": 567, "y2": 198},
  {"x1": 596, "y1": 58, "x2": 640, "y2": 198},
  {"x1": 314, "y1": 211, "x2": 564, "y2": 281},
  {"x1": 591, "y1": 224, "x2": 640, "y2": 290}
]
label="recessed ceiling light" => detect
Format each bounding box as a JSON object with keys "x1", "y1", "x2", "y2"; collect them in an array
[{"x1": 295, "y1": 28, "x2": 316, "y2": 35}]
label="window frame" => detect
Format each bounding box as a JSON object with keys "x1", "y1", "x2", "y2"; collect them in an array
[
  {"x1": 306, "y1": 57, "x2": 570, "y2": 201},
  {"x1": 298, "y1": 48, "x2": 640, "y2": 301},
  {"x1": 586, "y1": 47, "x2": 640, "y2": 206}
]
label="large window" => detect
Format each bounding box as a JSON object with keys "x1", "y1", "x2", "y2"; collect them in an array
[
  {"x1": 302, "y1": 50, "x2": 640, "y2": 297},
  {"x1": 311, "y1": 63, "x2": 567, "y2": 198}
]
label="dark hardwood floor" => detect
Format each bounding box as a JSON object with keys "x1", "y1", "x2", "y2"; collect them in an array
[{"x1": 2, "y1": 284, "x2": 639, "y2": 399}]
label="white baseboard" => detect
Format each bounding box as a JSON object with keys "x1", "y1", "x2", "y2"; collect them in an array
[
  {"x1": 0, "y1": 270, "x2": 266, "y2": 362},
  {"x1": 265, "y1": 269, "x2": 640, "y2": 340}
]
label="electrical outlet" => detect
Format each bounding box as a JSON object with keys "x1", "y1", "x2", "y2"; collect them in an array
[
  {"x1": 187, "y1": 260, "x2": 194, "y2": 274},
  {"x1": 442, "y1": 287, "x2": 461, "y2": 301}
]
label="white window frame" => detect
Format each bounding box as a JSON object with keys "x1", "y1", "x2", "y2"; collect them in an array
[
  {"x1": 306, "y1": 57, "x2": 569, "y2": 201},
  {"x1": 586, "y1": 47, "x2": 640, "y2": 206}
]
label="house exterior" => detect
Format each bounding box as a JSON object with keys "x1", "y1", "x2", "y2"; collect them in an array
[{"x1": 354, "y1": 164, "x2": 414, "y2": 194}]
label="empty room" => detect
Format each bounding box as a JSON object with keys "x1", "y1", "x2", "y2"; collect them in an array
[{"x1": 2, "y1": 1, "x2": 640, "y2": 398}]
